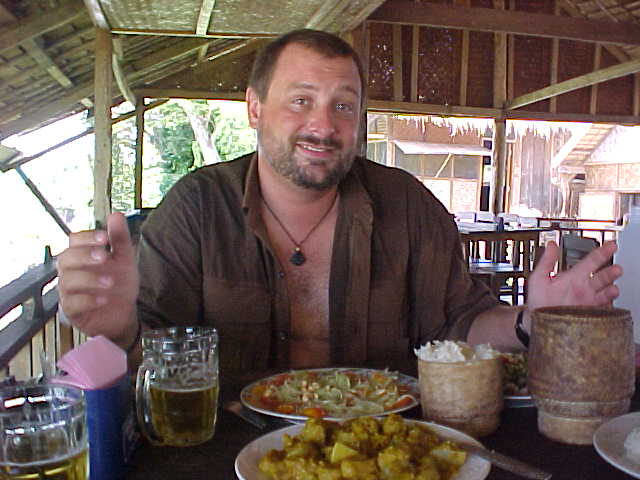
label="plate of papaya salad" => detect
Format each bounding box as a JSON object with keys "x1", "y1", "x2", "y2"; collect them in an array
[{"x1": 240, "y1": 368, "x2": 420, "y2": 422}]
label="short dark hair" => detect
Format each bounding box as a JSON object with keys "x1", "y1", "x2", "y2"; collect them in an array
[{"x1": 248, "y1": 29, "x2": 366, "y2": 108}]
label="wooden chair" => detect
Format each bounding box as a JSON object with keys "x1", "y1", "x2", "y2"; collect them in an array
[
  {"x1": 559, "y1": 234, "x2": 599, "y2": 271},
  {"x1": 463, "y1": 230, "x2": 541, "y2": 305}
]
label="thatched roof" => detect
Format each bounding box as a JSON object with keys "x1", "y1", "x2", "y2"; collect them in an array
[{"x1": 2, "y1": 0, "x2": 640, "y2": 147}]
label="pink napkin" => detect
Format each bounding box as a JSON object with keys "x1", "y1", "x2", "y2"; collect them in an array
[{"x1": 52, "y1": 336, "x2": 127, "y2": 390}]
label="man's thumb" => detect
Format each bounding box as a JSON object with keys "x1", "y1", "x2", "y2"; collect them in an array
[{"x1": 106, "y1": 212, "x2": 135, "y2": 259}]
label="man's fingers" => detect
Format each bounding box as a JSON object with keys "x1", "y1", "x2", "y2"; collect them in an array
[
  {"x1": 58, "y1": 269, "x2": 114, "y2": 295},
  {"x1": 107, "y1": 212, "x2": 135, "y2": 260},
  {"x1": 59, "y1": 293, "x2": 108, "y2": 322},
  {"x1": 571, "y1": 240, "x2": 618, "y2": 278},
  {"x1": 590, "y1": 263, "x2": 623, "y2": 291},
  {"x1": 531, "y1": 241, "x2": 559, "y2": 278},
  {"x1": 68, "y1": 229, "x2": 108, "y2": 248},
  {"x1": 57, "y1": 246, "x2": 109, "y2": 271},
  {"x1": 592, "y1": 284, "x2": 620, "y2": 305}
]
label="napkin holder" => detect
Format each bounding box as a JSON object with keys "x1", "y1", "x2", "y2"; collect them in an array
[{"x1": 52, "y1": 336, "x2": 140, "y2": 480}]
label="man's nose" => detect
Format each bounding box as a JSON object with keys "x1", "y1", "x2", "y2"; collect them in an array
[{"x1": 307, "y1": 106, "x2": 337, "y2": 138}]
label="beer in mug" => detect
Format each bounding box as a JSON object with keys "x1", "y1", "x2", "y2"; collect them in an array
[{"x1": 137, "y1": 326, "x2": 219, "y2": 447}]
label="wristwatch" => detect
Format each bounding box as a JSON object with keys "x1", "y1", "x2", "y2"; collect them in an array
[{"x1": 515, "y1": 310, "x2": 530, "y2": 348}]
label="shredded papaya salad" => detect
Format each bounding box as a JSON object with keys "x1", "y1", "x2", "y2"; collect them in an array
[{"x1": 243, "y1": 368, "x2": 419, "y2": 420}]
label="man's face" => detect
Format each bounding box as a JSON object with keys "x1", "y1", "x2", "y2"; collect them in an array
[{"x1": 247, "y1": 43, "x2": 362, "y2": 190}]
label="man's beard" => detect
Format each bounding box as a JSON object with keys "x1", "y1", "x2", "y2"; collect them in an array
[{"x1": 258, "y1": 130, "x2": 356, "y2": 191}]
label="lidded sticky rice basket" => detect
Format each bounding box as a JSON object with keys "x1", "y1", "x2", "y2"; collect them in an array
[{"x1": 528, "y1": 306, "x2": 635, "y2": 445}]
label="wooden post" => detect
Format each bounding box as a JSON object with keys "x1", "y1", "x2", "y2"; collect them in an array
[
  {"x1": 590, "y1": 44, "x2": 601, "y2": 115},
  {"x1": 550, "y1": 0, "x2": 560, "y2": 112},
  {"x1": 492, "y1": 0, "x2": 508, "y2": 214},
  {"x1": 491, "y1": 118, "x2": 508, "y2": 214},
  {"x1": 493, "y1": 0, "x2": 507, "y2": 108},
  {"x1": 392, "y1": 24, "x2": 403, "y2": 102},
  {"x1": 635, "y1": 74, "x2": 640, "y2": 116},
  {"x1": 348, "y1": 23, "x2": 370, "y2": 158},
  {"x1": 134, "y1": 100, "x2": 145, "y2": 209},
  {"x1": 94, "y1": 27, "x2": 113, "y2": 227},
  {"x1": 411, "y1": 26, "x2": 419, "y2": 103}
]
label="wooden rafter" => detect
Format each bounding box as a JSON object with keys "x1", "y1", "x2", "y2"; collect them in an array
[
  {"x1": 0, "y1": 37, "x2": 256, "y2": 140},
  {"x1": 306, "y1": 0, "x2": 351, "y2": 30},
  {"x1": 112, "y1": 36, "x2": 136, "y2": 105},
  {"x1": 129, "y1": 38, "x2": 212, "y2": 72},
  {"x1": 134, "y1": 88, "x2": 245, "y2": 100},
  {"x1": 345, "y1": 0, "x2": 387, "y2": 32},
  {"x1": 1, "y1": 4, "x2": 93, "y2": 110},
  {"x1": 368, "y1": 99, "x2": 640, "y2": 124},
  {"x1": 82, "y1": 0, "x2": 109, "y2": 29},
  {"x1": 368, "y1": 1, "x2": 640, "y2": 46},
  {"x1": 196, "y1": 0, "x2": 216, "y2": 36},
  {"x1": 506, "y1": 57, "x2": 640, "y2": 110},
  {"x1": 0, "y1": 0, "x2": 86, "y2": 54},
  {"x1": 21, "y1": 39, "x2": 73, "y2": 88}
]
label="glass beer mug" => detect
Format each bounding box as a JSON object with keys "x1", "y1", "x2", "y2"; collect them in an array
[
  {"x1": 136, "y1": 326, "x2": 219, "y2": 447},
  {"x1": 0, "y1": 384, "x2": 89, "y2": 480}
]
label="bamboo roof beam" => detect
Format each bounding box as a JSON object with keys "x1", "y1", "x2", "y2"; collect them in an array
[
  {"x1": 196, "y1": 0, "x2": 216, "y2": 36},
  {"x1": 559, "y1": 0, "x2": 630, "y2": 63},
  {"x1": 82, "y1": 0, "x2": 110, "y2": 30},
  {"x1": 306, "y1": 0, "x2": 349, "y2": 29},
  {"x1": 506, "y1": 57, "x2": 640, "y2": 110},
  {"x1": 368, "y1": 1, "x2": 640, "y2": 46},
  {"x1": 345, "y1": 0, "x2": 387, "y2": 31},
  {"x1": 0, "y1": 37, "x2": 239, "y2": 139},
  {"x1": 0, "y1": 0, "x2": 86, "y2": 54},
  {"x1": 0, "y1": 4, "x2": 93, "y2": 109},
  {"x1": 368, "y1": 99, "x2": 640, "y2": 124},
  {"x1": 112, "y1": 36, "x2": 136, "y2": 105}
]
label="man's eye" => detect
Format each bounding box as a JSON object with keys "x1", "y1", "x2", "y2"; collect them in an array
[
  {"x1": 293, "y1": 98, "x2": 307, "y2": 105},
  {"x1": 336, "y1": 103, "x2": 354, "y2": 113}
]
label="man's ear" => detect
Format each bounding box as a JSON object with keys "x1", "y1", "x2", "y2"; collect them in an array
[{"x1": 246, "y1": 87, "x2": 261, "y2": 129}]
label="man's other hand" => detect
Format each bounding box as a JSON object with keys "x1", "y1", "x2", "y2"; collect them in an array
[{"x1": 527, "y1": 240, "x2": 622, "y2": 311}]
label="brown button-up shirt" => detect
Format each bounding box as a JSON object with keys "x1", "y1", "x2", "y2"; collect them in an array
[{"x1": 137, "y1": 153, "x2": 499, "y2": 380}]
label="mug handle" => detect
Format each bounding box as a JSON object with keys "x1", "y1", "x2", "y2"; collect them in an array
[{"x1": 135, "y1": 364, "x2": 164, "y2": 445}]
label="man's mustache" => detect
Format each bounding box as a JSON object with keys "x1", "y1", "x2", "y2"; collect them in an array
[{"x1": 295, "y1": 134, "x2": 342, "y2": 150}]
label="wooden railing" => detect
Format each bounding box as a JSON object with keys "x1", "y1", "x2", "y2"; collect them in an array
[
  {"x1": 0, "y1": 254, "x2": 82, "y2": 381},
  {"x1": 536, "y1": 217, "x2": 621, "y2": 244}
]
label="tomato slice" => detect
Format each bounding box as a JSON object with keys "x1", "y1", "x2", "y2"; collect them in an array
[
  {"x1": 390, "y1": 395, "x2": 415, "y2": 410},
  {"x1": 260, "y1": 394, "x2": 281, "y2": 408},
  {"x1": 301, "y1": 407, "x2": 327, "y2": 418}
]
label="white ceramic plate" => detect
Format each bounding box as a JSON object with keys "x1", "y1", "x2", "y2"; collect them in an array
[
  {"x1": 594, "y1": 411, "x2": 640, "y2": 478},
  {"x1": 240, "y1": 368, "x2": 419, "y2": 422},
  {"x1": 235, "y1": 419, "x2": 491, "y2": 480}
]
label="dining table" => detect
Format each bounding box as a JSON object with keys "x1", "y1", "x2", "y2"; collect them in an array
[{"x1": 124, "y1": 376, "x2": 640, "y2": 480}]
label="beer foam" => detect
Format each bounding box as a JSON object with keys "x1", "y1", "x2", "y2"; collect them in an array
[
  {"x1": 414, "y1": 340, "x2": 498, "y2": 363},
  {"x1": 150, "y1": 381, "x2": 217, "y2": 393}
]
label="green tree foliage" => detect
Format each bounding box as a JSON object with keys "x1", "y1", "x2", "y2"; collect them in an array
[{"x1": 110, "y1": 99, "x2": 255, "y2": 209}]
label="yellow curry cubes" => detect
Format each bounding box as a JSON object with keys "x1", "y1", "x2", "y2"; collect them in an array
[{"x1": 258, "y1": 414, "x2": 467, "y2": 480}]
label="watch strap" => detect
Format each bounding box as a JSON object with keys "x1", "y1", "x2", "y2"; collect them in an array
[{"x1": 515, "y1": 310, "x2": 530, "y2": 348}]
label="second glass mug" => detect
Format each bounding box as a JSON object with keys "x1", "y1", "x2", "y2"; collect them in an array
[
  {"x1": 136, "y1": 326, "x2": 219, "y2": 447},
  {"x1": 0, "y1": 384, "x2": 88, "y2": 480}
]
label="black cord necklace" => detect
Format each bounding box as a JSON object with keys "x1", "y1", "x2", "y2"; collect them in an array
[{"x1": 262, "y1": 193, "x2": 338, "y2": 266}]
